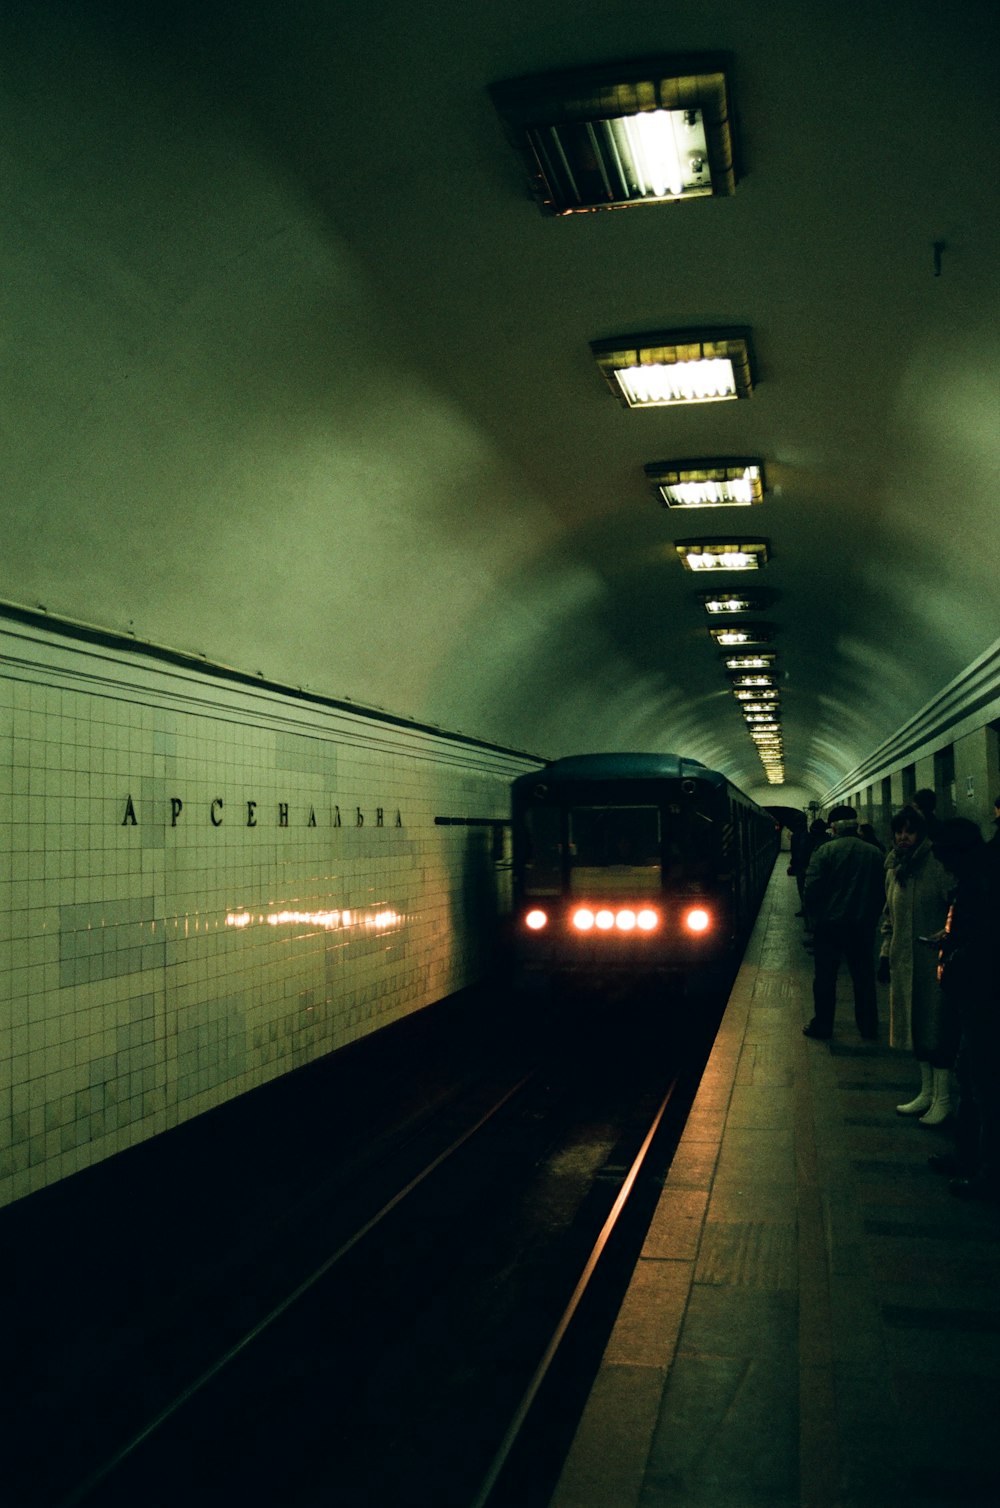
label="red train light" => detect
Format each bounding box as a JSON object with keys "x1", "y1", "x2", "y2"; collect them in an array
[{"x1": 573, "y1": 905, "x2": 661, "y2": 934}]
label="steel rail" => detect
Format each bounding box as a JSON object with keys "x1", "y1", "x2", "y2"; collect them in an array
[
  {"x1": 59, "y1": 1069, "x2": 537, "y2": 1508},
  {"x1": 468, "y1": 1074, "x2": 679, "y2": 1508}
]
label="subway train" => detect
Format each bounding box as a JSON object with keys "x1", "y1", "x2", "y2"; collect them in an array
[{"x1": 510, "y1": 752, "x2": 779, "y2": 984}]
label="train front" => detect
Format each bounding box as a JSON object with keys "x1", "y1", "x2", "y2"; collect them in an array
[{"x1": 511, "y1": 759, "x2": 726, "y2": 980}]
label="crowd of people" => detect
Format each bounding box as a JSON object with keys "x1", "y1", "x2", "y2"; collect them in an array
[{"x1": 790, "y1": 790, "x2": 1000, "y2": 1203}]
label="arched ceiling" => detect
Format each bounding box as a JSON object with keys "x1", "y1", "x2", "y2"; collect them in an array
[{"x1": 3, "y1": 0, "x2": 999, "y2": 804}]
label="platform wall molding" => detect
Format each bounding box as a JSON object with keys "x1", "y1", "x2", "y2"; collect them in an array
[{"x1": 0, "y1": 617, "x2": 538, "y2": 1208}]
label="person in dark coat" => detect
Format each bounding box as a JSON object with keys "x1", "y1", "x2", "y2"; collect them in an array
[
  {"x1": 988, "y1": 794, "x2": 1000, "y2": 848},
  {"x1": 858, "y1": 822, "x2": 885, "y2": 852},
  {"x1": 795, "y1": 818, "x2": 830, "y2": 924},
  {"x1": 802, "y1": 804, "x2": 887, "y2": 1041},
  {"x1": 926, "y1": 818, "x2": 1000, "y2": 1199},
  {"x1": 908, "y1": 787, "x2": 939, "y2": 836}
]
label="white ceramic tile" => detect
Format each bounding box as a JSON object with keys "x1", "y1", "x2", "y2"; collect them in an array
[{"x1": 0, "y1": 618, "x2": 538, "y2": 1208}]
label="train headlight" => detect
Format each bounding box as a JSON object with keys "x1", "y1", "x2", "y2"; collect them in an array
[
  {"x1": 637, "y1": 908, "x2": 659, "y2": 931},
  {"x1": 684, "y1": 906, "x2": 711, "y2": 934},
  {"x1": 573, "y1": 908, "x2": 595, "y2": 931},
  {"x1": 595, "y1": 909, "x2": 615, "y2": 931},
  {"x1": 616, "y1": 909, "x2": 637, "y2": 931},
  {"x1": 525, "y1": 909, "x2": 548, "y2": 931}
]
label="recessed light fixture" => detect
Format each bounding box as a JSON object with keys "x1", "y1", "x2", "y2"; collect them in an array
[
  {"x1": 490, "y1": 55, "x2": 736, "y2": 215},
  {"x1": 709, "y1": 623, "x2": 772, "y2": 647},
  {"x1": 733, "y1": 687, "x2": 779, "y2": 702},
  {"x1": 674, "y1": 538, "x2": 768, "y2": 572},
  {"x1": 724, "y1": 654, "x2": 775, "y2": 671},
  {"x1": 646, "y1": 459, "x2": 765, "y2": 509},
  {"x1": 731, "y1": 673, "x2": 777, "y2": 688},
  {"x1": 701, "y1": 592, "x2": 766, "y2": 615},
  {"x1": 592, "y1": 330, "x2": 753, "y2": 408}
]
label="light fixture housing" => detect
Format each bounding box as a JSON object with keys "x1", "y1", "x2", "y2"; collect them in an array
[
  {"x1": 490, "y1": 55, "x2": 736, "y2": 215},
  {"x1": 733, "y1": 687, "x2": 779, "y2": 701},
  {"x1": 700, "y1": 591, "x2": 767, "y2": 615},
  {"x1": 646, "y1": 458, "x2": 765, "y2": 509},
  {"x1": 724, "y1": 653, "x2": 775, "y2": 671},
  {"x1": 709, "y1": 623, "x2": 773, "y2": 647},
  {"x1": 593, "y1": 329, "x2": 753, "y2": 408},
  {"x1": 674, "y1": 538, "x2": 768, "y2": 572}
]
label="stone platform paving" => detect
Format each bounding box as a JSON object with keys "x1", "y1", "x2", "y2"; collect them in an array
[{"x1": 550, "y1": 864, "x2": 1000, "y2": 1508}]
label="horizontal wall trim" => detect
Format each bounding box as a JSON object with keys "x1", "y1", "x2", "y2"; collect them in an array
[
  {"x1": 0, "y1": 598, "x2": 545, "y2": 768},
  {"x1": 822, "y1": 636, "x2": 1000, "y2": 802}
]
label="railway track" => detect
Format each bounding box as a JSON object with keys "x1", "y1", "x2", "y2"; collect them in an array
[{"x1": 10, "y1": 983, "x2": 723, "y2": 1508}]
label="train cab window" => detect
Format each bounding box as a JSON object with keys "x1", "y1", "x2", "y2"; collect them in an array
[
  {"x1": 568, "y1": 806, "x2": 661, "y2": 895},
  {"x1": 663, "y1": 804, "x2": 714, "y2": 884},
  {"x1": 522, "y1": 806, "x2": 563, "y2": 894}
]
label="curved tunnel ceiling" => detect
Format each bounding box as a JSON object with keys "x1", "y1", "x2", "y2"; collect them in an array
[{"x1": 3, "y1": 1, "x2": 999, "y2": 804}]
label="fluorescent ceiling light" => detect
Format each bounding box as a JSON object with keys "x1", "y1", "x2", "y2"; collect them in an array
[
  {"x1": 710, "y1": 623, "x2": 772, "y2": 646},
  {"x1": 674, "y1": 538, "x2": 768, "y2": 572},
  {"x1": 701, "y1": 592, "x2": 765, "y2": 615},
  {"x1": 724, "y1": 654, "x2": 775, "y2": 670},
  {"x1": 733, "y1": 687, "x2": 779, "y2": 701},
  {"x1": 490, "y1": 56, "x2": 736, "y2": 214},
  {"x1": 592, "y1": 330, "x2": 753, "y2": 408},
  {"x1": 731, "y1": 673, "x2": 776, "y2": 687},
  {"x1": 741, "y1": 701, "x2": 780, "y2": 714},
  {"x1": 647, "y1": 459, "x2": 765, "y2": 509}
]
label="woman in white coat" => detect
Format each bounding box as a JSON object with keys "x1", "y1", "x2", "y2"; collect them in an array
[{"x1": 879, "y1": 809, "x2": 955, "y2": 1123}]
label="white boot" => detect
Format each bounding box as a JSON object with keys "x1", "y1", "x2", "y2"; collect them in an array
[
  {"x1": 896, "y1": 1061, "x2": 933, "y2": 1116},
  {"x1": 919, "y1": 1067, "x2": 953, "y2": 1127}
]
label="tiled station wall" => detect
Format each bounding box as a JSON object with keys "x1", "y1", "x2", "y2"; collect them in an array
[
  {"x1": 0, "y1": 616, "x2": 539, "y2": 1208},
  {"x1": 849, "y1": 724, "x2": 1000, "y2": 842}
]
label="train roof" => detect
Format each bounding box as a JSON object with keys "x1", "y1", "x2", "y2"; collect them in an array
[{"x1": 512, "y1": 752, "x2": 724, "y2": 788}]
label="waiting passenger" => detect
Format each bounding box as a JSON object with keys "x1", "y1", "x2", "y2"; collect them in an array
[
  {"x1": 878, "y1": 810, "x2": 954, "y2": 1124},
  {"x1": 988, "y1": 794, "x2": 1000, "y2": 849},
  {"x1": 858, "y1": 822, "x2": 885, "y2": 853},
  {"x1": 908, "y1": 787, "x2": 939, "y2": 836},
  {"x1": 926, "y1": 818, "x2": 1000, "y2": 1199},
  {"x1": 802, "y1": 805, "x2": 887, "y2": 1041},
  {"x1": 795, "y1": 818, "x2": 830, "y2": 924},
  {"x1": 789, "y1": 816, "x2": 809, "y2": 888}
]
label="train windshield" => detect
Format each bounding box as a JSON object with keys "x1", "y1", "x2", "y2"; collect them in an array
[
  {"x1": 521, "y1": 805, "x2": 563, "y2": 895},
  {"x1": 568, "y1": 805, "x2": 661, "y2": 896}
]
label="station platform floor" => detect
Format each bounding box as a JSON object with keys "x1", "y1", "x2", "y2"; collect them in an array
[{"x1": 549, "y1": 862, "x2": 1000, "y2": 1508}]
